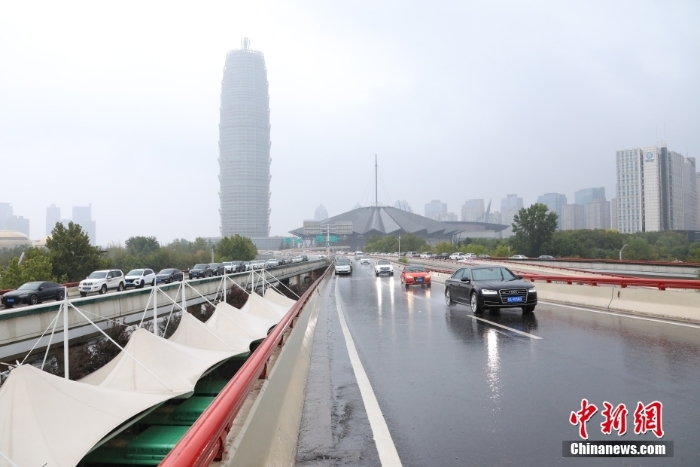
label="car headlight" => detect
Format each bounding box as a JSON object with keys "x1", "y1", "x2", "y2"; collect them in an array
[
  {"x1": 528, "y1": 287, "x2": 537, "y2": 293},
  {"x1": 481, "y1": 289, "x2": 498, "y2": 295}
]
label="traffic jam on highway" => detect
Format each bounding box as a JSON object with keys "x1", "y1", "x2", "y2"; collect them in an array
[{"x1": 0, "y1": 252, "x2": 313, "y2": 309}]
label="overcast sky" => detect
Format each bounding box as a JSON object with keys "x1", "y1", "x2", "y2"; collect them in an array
[{"x1": 1, "y1": 1, "x2": 699, "y2": 245}]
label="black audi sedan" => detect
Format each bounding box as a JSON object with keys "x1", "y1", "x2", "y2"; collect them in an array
[
  {"x1": 156, "y1": 268, "x2": 184, "y2": 284},
  {"x1": 444, "y1": 266, "x2": 537, "y2": 314},
  {"x1": 1, "y1": 281, "x2": 65, "y2": 308},
  {"x1": 189, "y1": 264, "x2": 214, "y2": 279}
]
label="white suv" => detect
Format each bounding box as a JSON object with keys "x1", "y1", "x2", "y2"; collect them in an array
[
  {"x1": 124, "y1": 269, "x2": 156, "y2": 289},
  {"x1": 79, "y1": 270, "x2": 126, "y2": 297}
]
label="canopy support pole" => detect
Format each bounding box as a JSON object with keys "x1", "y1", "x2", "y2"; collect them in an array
[
  {"x1": 153, "y1": 283, "x2": 158, "y2": 335},
  {"x1": 63, "y1": 287, "x2": 69, "y2": 379}
]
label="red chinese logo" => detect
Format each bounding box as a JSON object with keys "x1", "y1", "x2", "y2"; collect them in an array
[
  {"x1": 570, "y1": 400, "x2": 664, "y2": 439},
  {"x1": 601, "y1": 402, "x2": 628, "y2": 436},
  {"x1": 569, "y1": 399, "x2": 598, "y2": 440},
  {"x1": 633, "y1": 401, "x2": 664, "y2": 438}
]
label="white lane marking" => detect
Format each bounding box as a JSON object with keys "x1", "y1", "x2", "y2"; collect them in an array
[
  {"x1": 539, "y1": 300, "x2": 700, "y2": 330},
  {"x1": 376, "y1": 280, "x2": 542, "y2": 340},
  {"x1": 335, "y1": 278, "x2": 403, "y2": 466},
  {"x1": 467, "y1": 314, "x2": 542, "y2": 339}
]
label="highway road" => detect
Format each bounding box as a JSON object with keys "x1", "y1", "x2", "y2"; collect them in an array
[{"x1": 296, "y1": 259, "x2": 700, "y2": 466}]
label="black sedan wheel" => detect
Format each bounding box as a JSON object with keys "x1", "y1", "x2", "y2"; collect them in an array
[
  {"x1": 29, "y1": 294, "x2": 38, "y2": 306},
  {"x1": 57, "y1": 291, "x2": 65, "y2": 301},
  {"x1": 445, "y1": 288, "x2": 454, "y2": 306},
  {"x1": 522, "y1": 305, "x2": 536, "y2": 313},
  {"x1": 470, "y1": 292, "x2": 483, "y2": 314}
]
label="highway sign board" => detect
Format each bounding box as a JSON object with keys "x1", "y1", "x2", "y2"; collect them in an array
[{"x1": 315, "y1": 235, "x2": 325, "y2": 242}]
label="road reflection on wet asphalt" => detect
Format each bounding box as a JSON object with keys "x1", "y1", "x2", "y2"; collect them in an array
[{"x1": 320, "y1": 261, "x2": 700, "y2": 466}]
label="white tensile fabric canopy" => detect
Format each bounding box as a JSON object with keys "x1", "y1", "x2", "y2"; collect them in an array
[
  {"x1": 264, "y1": 287, "x2": 297, "y2": 308},
  {"x1": 80, "y1": 328, "x2": 234, "y2": 395},
  {"x1": 240, "y1": 291, "x2": 289, "y2": 321},
  {"x1": 169, "y1": 312, "x2": 250, "y2": 355},
  {"x1": 207, "y1": 302, "x2": 276, "y2": 342},
  {"x1": 0, "y1": 364, "x2": 170, "y2": 467}
]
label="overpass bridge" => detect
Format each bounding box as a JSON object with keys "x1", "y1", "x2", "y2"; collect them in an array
[
  {"x1": 0, "y1": 259, "x2": 328, "y2": 362},
  {"x1": 1, "y1": 256, "x2": 699, "y2": 466}
]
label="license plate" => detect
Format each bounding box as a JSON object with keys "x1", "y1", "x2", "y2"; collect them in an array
[
  {"x1": 6, "y1": 298, "x2": 14, "y2": 303},
  {"x1": 507, "y1": 296, "x2": 523, "y2": 303},
  {"x1": 82, "y1": 287, "x2": 91, "y2": 291},
  {"x1": 415, "y1": 278, "x2": 423, "y2": 282}
]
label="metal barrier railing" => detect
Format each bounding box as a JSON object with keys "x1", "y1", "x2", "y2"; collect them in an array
[
  {"x1": 519, "y1": 273, "x2": 700, "y2": 291},
  {"x1": 159, "y1": 266, "x2": 330, "y2": 467}
]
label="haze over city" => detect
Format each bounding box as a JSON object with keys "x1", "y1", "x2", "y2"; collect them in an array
[{"x1": 1, "y1": 1, "x2": 699, "y2": 244}]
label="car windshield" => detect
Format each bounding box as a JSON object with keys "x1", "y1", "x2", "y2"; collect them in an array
[
  {"x1": 126, "y1": 269, "x2": 144, "y2": 276},
  {"x1": 17, "y1": 282, "x2": 41, "y2": 290},
  {"x1": 405, "y1": 266, "x2": 426, "y2": 272},
  {"x1": 158, "y1": 269, "x2": 173, "y2": 274},
  {"x1": 336, "y1": 258, "x2": 350, "y2": 264},
  {"x1": 88, "y1": 271, "x2": 107, "y2": 279},
  {"x1": 378, "y1": 260, "x2": 390, "y2": 265},
  {"x1": 194, "y1": 264, "x2": 209, "y2": 269},
  {"x1": 472, "y1": 267, "x2": 517, "y2": 281}
]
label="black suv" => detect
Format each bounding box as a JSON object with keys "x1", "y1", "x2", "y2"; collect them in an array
[
  {"x1": 209, "y1": 263, "x2": 225, "y2": 276},
  {"x1": 444, "y1": 266, "x2": 537, "y2": 314},
  {"x1": 189, "y1": 263, "x2": 214, "y2": 279}
]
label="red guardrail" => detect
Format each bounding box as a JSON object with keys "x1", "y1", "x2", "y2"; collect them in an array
[
  {"x1": 520, "y1": 273, "x2": 700, "y2": 291},
  {"x1": 160, "y1": 266, "x2": 330, "y2": 467}
]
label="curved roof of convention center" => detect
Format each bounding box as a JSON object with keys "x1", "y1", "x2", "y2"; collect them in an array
[
  {"x1": 0, "y1": 230, "x2": 32, "y2": 248},
  {"x1": 290, "y1": 206, "x2": 471, "y2": 238}
]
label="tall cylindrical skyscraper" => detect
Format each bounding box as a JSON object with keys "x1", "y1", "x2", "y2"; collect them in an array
[{"x1": 219, "y1": 38, "x2": 271, "y2": 237}]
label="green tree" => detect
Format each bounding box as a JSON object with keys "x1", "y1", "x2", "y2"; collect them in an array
[
  {"x1": 125, "y1": 236, "x2": 160, "y2": 256},
  {"x1": 216, "y1": 234, "x2": 257, "y2": 261},
  {"x1": 432, "y1": 241, "x2": 454, "y2": 254},
  {"x1": 398, "y1": 233, "x2": 429, "y2": 252},
  {"x1": 364, "y1": 235, "x2": 398, "y2": 253},
  {"x1": 511, "y1": 203, "x2": 558, "y2": 257},
  {"x1": 494, "y1": 242, "x2": 513, "y2": 257},
  {"x1": 0, "y1": 248, "x2": 58, "y2": 289},
  {"x1": 46, "y1": 222, "x2": 105, "y2": 282}
]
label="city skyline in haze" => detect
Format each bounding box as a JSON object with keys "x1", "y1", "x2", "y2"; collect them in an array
[{"x1": 1, "y1": 1, "x2": 699, "y2": 244}]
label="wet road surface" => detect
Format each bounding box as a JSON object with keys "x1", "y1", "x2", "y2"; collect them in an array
[{"x1": 296, "y1": 262, "x2": 700, "y2": 466}]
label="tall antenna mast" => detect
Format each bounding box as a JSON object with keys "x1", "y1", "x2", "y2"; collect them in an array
[{"x1": 375, "y1": 154, "x2": 378, "y2": 207}]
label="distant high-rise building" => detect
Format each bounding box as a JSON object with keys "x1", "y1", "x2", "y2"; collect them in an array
[
  {"x1": 460, "y1": 199, "x2": 484, "y2": 222},
  {"x1": 394, "y1": 200, "x2": 413, "y2": 213},
  {"x1": 682, "y1": 158, "x2": 697, "y2": 230},
  {"x1": 435, "y1": 212, "x2": 458, "y2": 222},
  {"x1": 536, "y1": 193, "x2": 567, "y2": 230},
  {"x1": 0, "y1": 203, "x2": 12, "y2": 230},
  {"x1": 697, "y1": 172, "x2": 700, "y2": 229},
  {"x1": 610, "y1": 198, "x2": 618, "y2": 230},
  {"x1": 0, "y1": 203, "x2": 30, "y2": 237},
  {"x1": 425, "y1": 200, "x2": 447, "y2": 220},
  {"x1": 72, "y1": 205, "x2": 96, "y2": 245},
  {"x1": 561, "y1": 204, "x2": 585, "y2": 230},
  {"x1": 488, "y1": 211, "x2": 502, "y2": 224},
  {"x1": 574, "y1": 188, "x2": 606, "y2": 206},
  {"x1": 46, "y1": 204, "x2": 61, "y2": 236},
  {"x1": 584, "y1": 200, "x2": 611, "y2": 230},
  {"x1": 219, "y1": 38, "x2": 271, "y2": 238},
  {"x1": 314, "y1": 204, "x2": 328, "y2": 221},
  {"x1": 500, "y1": 194, "x2": 523, "y2": 237},
  {"x1": 616, "y1": 146, "x2": 691, "y2": 233}
]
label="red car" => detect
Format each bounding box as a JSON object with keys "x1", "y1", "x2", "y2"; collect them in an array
[{"x1": 401, "y1": 265, "x2": 431, "y2": 288}]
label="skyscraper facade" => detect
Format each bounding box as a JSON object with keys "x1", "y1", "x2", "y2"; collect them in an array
[
  {"x1": 536, "y1": 193, "x2": 567, "y2": 230},
  {"x1": 574, "y1": 187, "x2": 605, "y2": 206},
  {"x1": 72, "y1": 205, "x2": 96, "y2": 245},
  {"x1": 460, "y1": 199, "x2": 484, "y2": 222},
  {"x1": 425, "y1": 200, "x2": 447, "y2": 220},
  {"x1": 314, "y1": 204, "x2": 328, "y2": 221},
  {"x1": 219, "y1": 38, "x2": 271, "y2": 238},
  {"x1": 681, "y1": 157, "x2": 697, "y2": 230},
  {"x1": 616, "y1": 146, "x2": 693, "y2": 233},
  {"x1": 46, "y1": 204, "x2": 61, "y2": 236}
]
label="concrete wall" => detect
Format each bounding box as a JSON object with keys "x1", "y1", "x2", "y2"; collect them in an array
[{"x1": 224, "y1": 271, "x2": 331, "y2": 466}]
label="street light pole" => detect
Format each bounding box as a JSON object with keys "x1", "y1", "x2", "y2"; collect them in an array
[
  {"x1": 619, "y1": 244, "x2": 628, "y2": 261},
  {"x1": 398, "y1": 235, "x2": 401, "y2": 257}
]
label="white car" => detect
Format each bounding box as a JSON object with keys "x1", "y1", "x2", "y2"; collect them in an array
[
  {"x1": 360, "y1": 257, "x2": 370, "y2": 265},
  {"x1": 124, "y1": 269, "x2": 156, "y2": 289},
  {"x1": 266, "y1": 258, "x2": 280, "y2": 267},
  {"x1": 79, "y1": 270, "x2": 125, "y2": 297},
  {"x1": 509, "y1": 255, "x2": 529, "y2": 260},
  {"x1": 374, "y1": 259, "x2": 394, "y2": 276},
  {"x1": 449, "y1": 252, "x2": 463, "y2": 260},
  {"x1": 419, "y1": 252, "x2": 431, "y2": 259}
]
